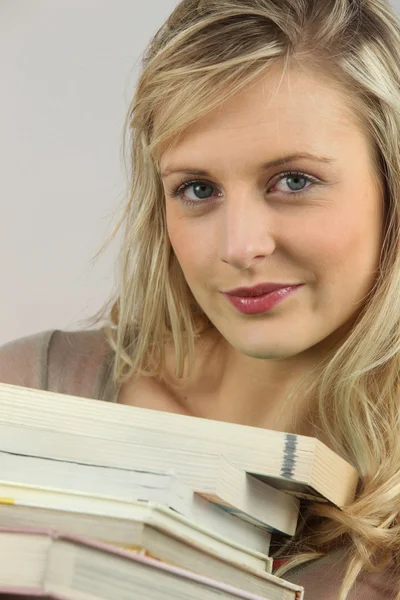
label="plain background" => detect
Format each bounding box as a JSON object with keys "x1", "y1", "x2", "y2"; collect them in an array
[
  {"x1": 1, "y1": 0, "x2": 177, "y2": 345},
  {"x1": 1, "y1": 0, "x2": 399, "y2": 345}
]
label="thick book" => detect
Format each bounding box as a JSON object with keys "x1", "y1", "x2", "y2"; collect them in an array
[
  {"x1": 0, "y1": 526, "x2": 304, "y2": 600},
  {"x1": 0, "y1": 383, "x2": 358, "y2": 506},
  {"x1": 0, "y1": 479, "x2": 274, "y2": 577},
  {"x1": 0, "y1": 450, "x2": 299, "y2": 536}
]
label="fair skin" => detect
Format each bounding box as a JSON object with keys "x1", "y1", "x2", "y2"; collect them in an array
[{"x1": 119, "y1": 64, "x2": 384, "y2": 436}]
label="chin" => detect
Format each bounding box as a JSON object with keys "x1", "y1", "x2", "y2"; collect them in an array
[
  {"x1": 223, "y1": 332, "x2": 303, "y2": 360},
  {"x1": 239, "y1": 345, "x2": 302, "y2": 360}
]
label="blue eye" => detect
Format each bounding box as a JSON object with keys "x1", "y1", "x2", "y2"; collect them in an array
[
  {"x1": 182, "y1": 182, "x2": 214, "y2": 200},
  {"x1": 167, "y1": 170, "x2": 319, "y2": 208},
  {"x1": 167, "y1": 180, "x2": 219, "y2": 207},
  {"x1": 276, "y1": 174, "x2": 309, "y2": 192}
]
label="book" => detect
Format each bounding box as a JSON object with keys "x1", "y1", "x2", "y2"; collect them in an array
[
  {"x1": 0, "y1": 383, "x2": 358, "y2": 506},
  {"x1": 0, "y1": 450, "x2": 299, "y2": 536},
  {"x1": 0, "y1": 480, "x2": 274, "y2": 576},
  {"x1": 0, "y1": 526, "x2": 304, "y2": 600}
]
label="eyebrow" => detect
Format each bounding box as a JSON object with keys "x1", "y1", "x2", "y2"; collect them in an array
[{"x1": 160, "y1": 152, "x2": 336, "y2": 178}]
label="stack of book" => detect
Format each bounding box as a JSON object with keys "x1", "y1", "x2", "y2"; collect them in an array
[{"x1": 0, "y1": 382, "x2": 358, "y2": 599}]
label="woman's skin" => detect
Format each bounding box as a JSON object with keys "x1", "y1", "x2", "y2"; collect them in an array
[{"x1": 120, "y1": 62, "x2": 384, "y2": 437}]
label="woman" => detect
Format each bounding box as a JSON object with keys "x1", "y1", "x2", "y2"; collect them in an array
[{"x1": 2, "y1": 0, "x2": 400, "y2": 597}]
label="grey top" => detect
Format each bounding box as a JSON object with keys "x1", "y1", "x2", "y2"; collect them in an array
[{"x1": 0, "y1": 328, "x2": 119, "y2": 402}]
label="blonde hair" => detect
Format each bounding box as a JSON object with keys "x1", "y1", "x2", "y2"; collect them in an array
[{"x1": 87, "y1": 1, "x2": 400, "y2": 597}]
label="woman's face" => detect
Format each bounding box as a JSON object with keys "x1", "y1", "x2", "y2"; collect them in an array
[{"x1": 160, "y1": 65, "x2": 384, "y2": 360}]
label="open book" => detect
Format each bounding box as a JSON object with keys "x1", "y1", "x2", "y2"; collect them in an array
[
  {"x1": 0, "y1": 526, "x2": 304, "y2": 600},
  {"x1": 0, "y1": 451, "x2": 299, "y2": 537},
  {"x1": 0, "y1": 484, "x2": 278, "y2": 590},
  {"x1": 0, "y1": 383, "x2": 358, "y2": 507}
]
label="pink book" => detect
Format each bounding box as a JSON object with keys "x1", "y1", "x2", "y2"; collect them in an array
[{"x1": 0, "y1": 526, "x2": 304, "y2": 600}]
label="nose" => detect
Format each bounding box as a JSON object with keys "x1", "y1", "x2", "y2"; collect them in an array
[{"x1": 219, "y1": 191, "x2": 276, "y2": 270}]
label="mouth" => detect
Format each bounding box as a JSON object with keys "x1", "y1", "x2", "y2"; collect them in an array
[
  {"x1": 221, "y1": 284, "x2": 304, "y2": 315},
  {"x1": 222, "y1": 282, "x2": 303, "y2": 297}
]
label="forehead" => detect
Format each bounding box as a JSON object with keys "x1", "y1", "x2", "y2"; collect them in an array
[{"x1": 160, "y1": 64, "x2": 361, "y2": 167}]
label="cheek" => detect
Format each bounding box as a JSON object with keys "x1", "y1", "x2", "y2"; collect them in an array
[
  {"x1": 167, "y1": 215, "x2": 214, "y2": 278},
  {"x1": 300, "y1": 195, "x2": 383, "y2": 289}
]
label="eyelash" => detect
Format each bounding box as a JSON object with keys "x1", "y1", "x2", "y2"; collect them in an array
[{"x1": 167, "y1": 170, "x2": 320, "y2": 208}]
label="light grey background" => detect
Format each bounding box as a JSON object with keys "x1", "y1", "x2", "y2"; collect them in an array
[
  {"x1": 0, "y1": 0, "x2": 177, "y2": 345},
  {"x1": 1, "y1": 0, "x2": 398, "y2": 346}
]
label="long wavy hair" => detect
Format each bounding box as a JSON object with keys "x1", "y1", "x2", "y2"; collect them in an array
[{"x1": 87, "y1": 1, "x2": 400, "y2": 597}]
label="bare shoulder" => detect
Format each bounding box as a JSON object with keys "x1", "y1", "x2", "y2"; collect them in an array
[
  {"x1": 117, "y1": 326, "x2": 222, "y2": 412},
  {"x1": 0, "y1": 329, "x2": 55, "y2": 389}
]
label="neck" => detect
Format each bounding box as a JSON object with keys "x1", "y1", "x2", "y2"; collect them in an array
[{"x1": 163, "y1": 329, "x2": 321, "y2": 435}]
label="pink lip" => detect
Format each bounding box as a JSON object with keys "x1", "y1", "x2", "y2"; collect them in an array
[
  {"x1": 222, "y1": 285, "x2": 304, "y2": 315},
  {"x1": 223, "y1": 282, "x2": 301, "y2": 297}
]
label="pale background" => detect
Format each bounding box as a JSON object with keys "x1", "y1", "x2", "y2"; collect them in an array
[
  {"x1": 0, "y1": 0, "x2": 177, "y2": 345},
  {"x1": 1, "y1": 0, "x2": 398, "y2": 345}
]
